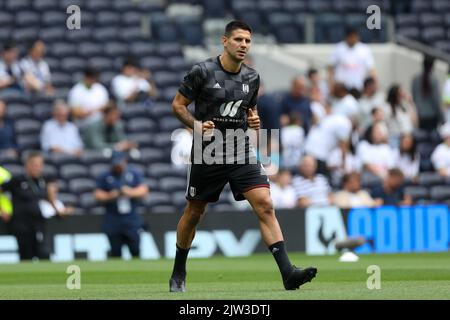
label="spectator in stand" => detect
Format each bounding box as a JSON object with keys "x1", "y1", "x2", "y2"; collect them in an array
[
  {"x1": 257, "y1": 82, "x2": 281, "y2": 132},
  {"x1": 0, "y1": 42, "x2": 24, "y2": 93},
  {"x1": 304, "y1": 113, "x2": 352, "y2": 177},
  {"x1": 111, "y1": 57, "x2": 158, "y2": 103},
  {"x1": 329, "y1": 28, "x2": 376, "y2": 98},
  {"x1": 384, "y1": 84, "x2": 418, "y2": 148},
  {"x1": 441, "y1": 65, "x2": 450, "y2": 123},
  {"x1": 358, "y1": 77, "x2": 385, "y2": 130},
  {"x1": 307, "y1": 68, "x2": 329, "y2": 102},
  {"x1": 361, "y1": 106, "x2": 385, "y2": 138},
  {"x1": 270, "y1": 169, "x2": 296, "y2": 209},
  {"x1": 357, "y1": 121, "x2": 396, "y2": 181},
  {"x1": 280, "y1": 113, "x2": 304, "y2": 171},
  {"x1": 292, "y1": 155, "x2": 333, "y2": 208},
  {"x1": 331, "y1": 82, "x2": 359, "y2": 118},
  {"x1": 431, "y1": 122, "x2": 450, "y2": 178},
  {"x1": 40, "y1": 100, "x2": 84, "y2": 157},
  {"x1": 394, "y1": 134, "x2": 420, "y2": 182},
  {"x1": 327, "y1": 140, "x2": 362, "y2": 188},
  {"x1": 68, "y1": 67, "x2": 109, "y2": 128},
  {"x1": 370, "y1": 168, "x2": 413, "y2": 206},
  {"x1": 82, "y1": 101, "x2": 137, "y2": 153},
  {"x1": 0, "y1": 100, "x2": 18, "y2": 158},
  {"x1": 19, "y1": 39, "x2": 54, "y2": 96},
  {"x1": 333, "y1": 172, "x2": 378, "y2": 209},
  {"x1": 280, "y1": 76, "x2": 313, "y2": 132},
  {"x1": 412, "y1": 55, "x2": 443, "y2": 131},
  {"x1": 309, "y1": 85, "x2": 328, "y2": 125}
]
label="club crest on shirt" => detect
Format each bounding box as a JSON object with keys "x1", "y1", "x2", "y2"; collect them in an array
[
  {"x1": 242, "y1": 83, "x2": 249, "y2": 93},
  {"x1": 189, "y1": 186, "x2": 196, "y2": 197}
]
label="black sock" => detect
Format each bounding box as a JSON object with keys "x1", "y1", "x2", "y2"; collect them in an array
[
  {"x1": 269, "y1": 241, "x2": 293, "y2": 281},
  {"x1": 171, "y1": 244, "x2": 190, "y2": 279}
]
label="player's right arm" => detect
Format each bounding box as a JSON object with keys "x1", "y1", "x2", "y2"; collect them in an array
[{"x1": 172, "y1": 90, "x2": 214, "y2": 132}]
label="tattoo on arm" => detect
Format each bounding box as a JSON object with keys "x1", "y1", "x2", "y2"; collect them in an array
[{"x1": 174, "y1": 106, "x2": 197, "y2": 129}]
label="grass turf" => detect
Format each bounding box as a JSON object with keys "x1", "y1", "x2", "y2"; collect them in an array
[{"x1": 0, "y1": 252, "x2": 449, "y2": 300}]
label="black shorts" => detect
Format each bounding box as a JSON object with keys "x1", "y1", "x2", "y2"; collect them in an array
[{"x1": 185, "y1": 162, "x2": 270, "y2": 202}]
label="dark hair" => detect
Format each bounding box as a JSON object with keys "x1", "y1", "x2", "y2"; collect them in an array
[
  {"x1": 386, "y1": 84, "x2": 405, "y2": 117},
  {"x1": 421, "y1": 55, "x2": 435, "y2": 96},
  {"x1": 307, "y1": 68, "x2": 318, "y2": 78},
  {"x1": 363, "y1": 77, "x2": 375, "y2": 89},
  {"x1": 224, "y1": 20, "x2": 252, "y2": 37},
  {"x1": 84, "y1": 67, "x2": 100, "y2": 79},
  {"x1": 399, "y1": 134, "x2": 417, "y2": 160},
  {"x1": 388, "y1": 168, "x2": 404, "y2": 179},
  {"x1": 2, "y1": 41, "x2": 17, "y2": 52},
  {"x1": 122, "y1": 57, "x2": 139, "y2": 69},
  {"x1": 345, "y1": 27, "x2": 359, "y2": 37},
  {"x1": 103, "y1": 100, "x2": 118, "y2": 116},
  {"x1": 27, "y1": 39, "x2": 43, "y2": 52},
  {"x1": 23, "y1": 150, "x2": 43, "y2": 163},
  {"x1": 342, "y1": 172, "x2": 360, "y2": 185}
]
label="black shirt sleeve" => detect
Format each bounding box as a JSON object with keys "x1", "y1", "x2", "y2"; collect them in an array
[
  {"x1": 178, "y1": 63, "x2": 206, "y2": 101},
  {"x1": 248, "y1": 74, "x2": 260, "y2": 109}
]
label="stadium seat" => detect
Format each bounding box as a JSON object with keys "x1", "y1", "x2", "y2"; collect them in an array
[
  {"x1": 314, "y1": 13, "x2": 345, "y2": 43},
  {"x1": 6, "y1": 0, "x2": 31, "y2": 11},
  {"x1": 33, "y1": 0, "x2": 59, "y2": 11},
  {"x1": 142, "y1": 192, "x2": 172, "y2": 207},
  {"x1": 89, "y1": 163, "x2": 110, "y2": 178},
  {"x1": 417, "y1": 172, "x2": 445, "y2": 187},
  {"x1": 129, "y1": 42, "x2": 157, "y2": 57},
  {"x1": 171, "y1": 191, "x2": 187, "y2": 207},
  {"x1": 126, "y1": 118, "x2": 157, "y2": 134},
  {"x1": 60, "y1": 164, "x2": 89, "y2": 180},
  {"x1": 118, "y1": 103, "x2": 149, "y2": 121},
  {"x1": 419, "y1": 13, "x2": 444, "y2": 27},
  {"x1": 150, "y1": 205, "x2": 177, "y2": 214},
  {"x1": 85, "y1": 0, "x2": 110, "y2": 12},
  {"x1": 104, "y1": 42, "x2": 129, "y2": 57},
  {"x1": 148, "y1": 102, "x2": 173, "y2": 118},
  {"x1": 152, "y1": 133, "x2": 174, "y2": 149},
  {"x1": 41, "y1": 11, "x2": 67, "y2": 26},
  {"x1": 50, "y1": 42, "x2": 78, "y2": 58},
  {"x1": 1, "y1": 164, "x2": 24, "y2": 176},
  {"x1": 397, "y1": 27, "x2": 420, "y2": 40},
  {"x1": 0, "y1": 28, "x2": 12, "y2": 43},
  {"x1": 404, "y1": 185, "x2": 429, "y2": 202},
  {"x1": 236, "y1": 12, "x2": 265, "y2": 35},
  {"x1": 152, "y1": 71, "x2": 181, "y2": 87},
  {"x1": 0, "y1": 12, "x2": 14, "y2": 27},
  {"x1": 412, "y1": 0, "x2": 432, "y2": 12},
  {"x1": 93, "y1": 27, "x2": 120, "y2": 42},
  {"x1": 60, "y1": 57, "x2": 87, "y2": 73},
  {"x1": 157, "y1": 43, "x2": 183, "y2": 57},
  {"x1": 6, "y1": 104, "x2": 33, "y2": 120},
  {"x1": 119, "y1": 27, "x2": 147, "y2": 42},
  {"x1": 79, "y1": 192, "x2": 97, "y2": 210},
  {"x1": 202, "y1": 0, "x2": 227, "y2": 18},
  {"x1": 49, "y1": 153, "x2": 82, "y2": 167},
  {"x1": 87, "y1": 57, "x2": 115, "y2": 72},
  {"x1": 69, "y1": 178, "x2": 96, "y2": 194},
  {"x1": 396, "y1": 14, "x2": 419, "y2": 28},
  {"x1": 39, "y1": 27, "x2": 66, "y2": 42},
  {"x1": 139, "y1": 148, "x2": 166, "y2": 163},
  {"x1": 57, "y1": 179, "x2": 68, "y2": 193},
  {"x1": 282, "y1": 0, "x2": 308, "y2": 13},
  {"x1": 51, "y1": 72, "x2": 74, "y2": 88},
  {"x1": 58, "y1": 193, "x2": 78, "y2": 207},
  {"x1": 307, "y1": 0, "x2": 331, "y2": 13},
  {"x1": 17, "y1": 134, "x2": 40, "y2": 151},
  {"x1": 122, "y1": 12, "x2": 142, "y2": 27},
  {"x1": 430, "y1": 185, "x2": 450, "y2": 202},
  {"x1": 81, "y1": 150, "x2": 110, "y2": 166},
  {"x1": 15, "y1": 11, "x2": 41, "y2": 27},
  {"x1": 14, "y1": 118, "x2": 41, "y2": 135},
  {"x1": 159, "y1": 177, "x2": 187, "y2": 192},
  {"x1": 127, "y1": 133, "x2": 154, "y2": 148},
  {"x1": 13, "y1": 27, "x2": 39, "y2": 42},
  {"x1": 333, "y1": 0, "x2": 356, "y2": 13},
  {"x1": 65, "y1": 27, "x2": 93, "y2": 42},
  {"x1": 96, "y1": 11, "x2": 121, "y2": 26},
  {"x1": 78, "y1": 42, "x2": 104, "y2": 57},
  {"x1": 140, "y1": 56, "x2": 167, "y2": 72},
  {"x1": 148, "y1": 162, "x2": 180, "y2": 179},
  {"x1": 421, "y1": 27, "x2": 446, "y2": 44},
  {"x1": 178, "y1": 21, "x2": 204, "y2": 45}
]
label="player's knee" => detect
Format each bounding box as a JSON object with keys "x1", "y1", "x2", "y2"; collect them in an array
[
  {"x1": 184, "y1": 202, "x2": 206, "y2": 221},
  {"x1": 255, "y1": 198, "x2": 274, "y2": 217}
]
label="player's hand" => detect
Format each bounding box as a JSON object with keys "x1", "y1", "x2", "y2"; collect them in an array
[
  {"x1": 120, "y1": 186, "x2": 134, "y2": 197},
  {"x1": 247, "y1": 108, "x2": 260, "y2": 130},
  {"x1": 202, "y1": 121, "x2": 215, "y2": 137},
  {"x1": 109, "y1": 190, "x2": 120, "y2": 200}
]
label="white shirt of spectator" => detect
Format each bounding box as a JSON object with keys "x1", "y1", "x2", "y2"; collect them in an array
[
  {"x1": 330, "y1": 42, "x2": 375, "y2": 91},
  {"x1": 393, "y1": 150, "x2": 420, "y2": 180},
  {"x1": 332, "y1": 94, "x2": 359, "y2": 118},
  {"x1": 383, "y1": 102, "x2": 416, "y2": 137},
  {"x1": 281, "y1": 125, "x2": 305, "y2": 169},
  {"x1": 431, "y1": 143, "x2": 450, "y2": 176},
  {"x1": 40, "y1": 119, "x2": 84, "y2": 153},
  {"x1": 358, "y1": 91, "x2": 385, "y2": 128},
  {"x1": 292, "y1": 174, "x2": 331, "y2": 206},
  {"x1": 441, "y1": 77, "x2": 450, "y2": 123},
  {"x1": 68, "y1": 82, "x2": 109, "y2": 126},
  {"x1": 311, "y1": 101, "x2": 327, "y2": 122},
  {"x1": 20, "y1": 56, "x2": 51, "y2": 90},
  {"x1": 112, "y1": 74, "x2": 151, "y2": 101},
  {"x1": 327, "y1": 148, "x2": 362, "y2": 174},
  {"x1": 357, "y1": 140, "x2": 396, "y2": 172},
  {"x1": 304, "y1": 114, "x2": 352, "y2": 161},
  {"x1": 270, "y1": 181, "x2": 296, "y2": 209}
]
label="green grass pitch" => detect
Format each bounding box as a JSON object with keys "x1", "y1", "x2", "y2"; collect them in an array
[{"x1": 0, "y1": 252, "x2": 449, "y2": 300}]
